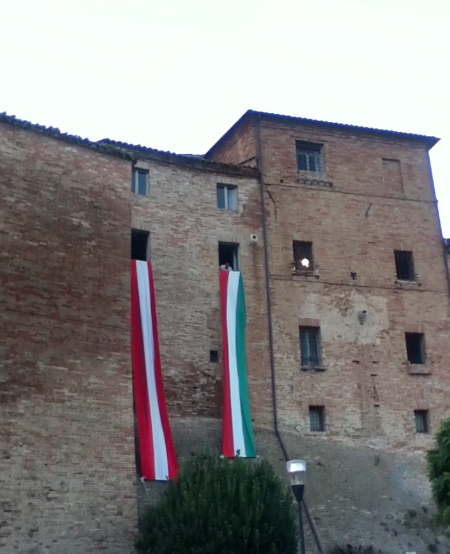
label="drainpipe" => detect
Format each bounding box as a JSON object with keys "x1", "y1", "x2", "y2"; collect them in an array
[{"x1": 255, "y1": 115, "x2": 324, "y2": 554}]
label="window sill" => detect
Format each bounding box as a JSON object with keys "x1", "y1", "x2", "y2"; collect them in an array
[
  {"x1": 301, "y1": 366, "x2": 326, "y2": 372},
  {"x1": 395, "y1": 279, "x2": 421, "y2": 287},
  {"x1": 296, "y1": 174, "x2": 332, "y2": 188},
  {"x1": 407, "y1": 363, "x2": 431, "y2": 375},
  {"x1": 292, "y1": 269, "x2": 320, "y2": 278}
]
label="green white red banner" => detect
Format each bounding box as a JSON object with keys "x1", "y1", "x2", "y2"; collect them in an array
[{"x1": 219, "y1": 270, "x2": 256, "y2": 458}]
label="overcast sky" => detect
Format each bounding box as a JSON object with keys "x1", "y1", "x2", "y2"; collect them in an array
[{"x1": 1, "y1": 0, "x2": 449, "y2": 234}]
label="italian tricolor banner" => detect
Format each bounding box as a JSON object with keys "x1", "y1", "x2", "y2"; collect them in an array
[
  {"x1": 219, "y1": 270, "x2": 256, "y2": 458},
  {"x1": 131, "y1": 260, "x2": 178, "y2": 481}
]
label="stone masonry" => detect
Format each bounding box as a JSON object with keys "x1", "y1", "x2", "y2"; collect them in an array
[{"x1": 1, "y1": 110, "x2": 449, "y2": 553}]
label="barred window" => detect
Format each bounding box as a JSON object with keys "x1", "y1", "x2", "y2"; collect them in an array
[
  {"x1": 296, "y1": 141, "x2": 324, "y2": 172},
  {"x1": 309, "y1": 406, "x2": 325, "y2": 432}
]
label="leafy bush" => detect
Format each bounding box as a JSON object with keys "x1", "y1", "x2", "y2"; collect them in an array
[
  {"x1": 427, "y1": 417, "x2": 450, "y2": 523},
  {"x1": 135, "y1": 452, "x2": 297, "y2": 554},
  {"x1": 328, "y1": 546, "x2": 386, "y2": 554}
]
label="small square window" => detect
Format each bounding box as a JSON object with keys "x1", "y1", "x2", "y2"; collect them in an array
[
  {"x1": 394, "y1": 251, "x2": 415, "y2": 281},
  {"x1": 293, "y1": 241, "x2": 313, "y2": 271},
  {"x1": 300, "y1": 326, "x2": 321, "y2": 368},
  {"x1": 309, "y1": 406, "x2": 325, "y2": 432},
  {"x1": 414, "y1": 410, "x2": 429, "y2": 434},
  {"x1": 405, "y1": 333, "x2": 425, "y2": 364},
  {"x1": 209, "y1": 350, "x2": 219, "y2": 363},
  {"x1": 131, "y1": 229, "x2": 150, "y2": 261},
  {"x1": 132, "y1": 168, "x2": 148, "y2": 196},
  {"x1": 218, "y1": 242, "x2": 239, "y2": 271},
  {"x1": 296, "y1": 141, "x2": 324, "y2": 173},
  {"x1": 217, "y1": 184, "x2": 238, "y2": 210}
]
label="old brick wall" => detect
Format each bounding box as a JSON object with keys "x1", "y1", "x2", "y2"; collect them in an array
[
  {"x1": 0, "y1": 123, "x2": 136, "y2": 554},
  {"x1": 258, "y1": 120, "x2": 450, "y2": 448},
  {"x1": 206, "y1": 115, "x2": 450, "y2": 449},
  {"x1": 130, "y1": 157, "x2": 273, "y2": 428},
  {"x1": 206, "y1": 119, "x2": 257, "y2": 167}
]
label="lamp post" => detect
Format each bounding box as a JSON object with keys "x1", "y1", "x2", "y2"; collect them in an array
[{"x1": 286, "y1": 459, "x2": 307, "y2": 554}]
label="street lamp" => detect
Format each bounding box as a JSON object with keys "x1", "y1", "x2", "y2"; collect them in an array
[{"x1": 286, "y1": 459, "x2": 307, "y2": 554}]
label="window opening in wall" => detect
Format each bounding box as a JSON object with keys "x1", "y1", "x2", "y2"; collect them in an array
[
  {"x1": 414, "y1": 410, "x2": 429, "y2": 433},
  {"x1": 394, "y1": 250, "x2": 415, "y2": 281},
  {"x1": 309, "y1": 406, "x2": 325, "y2": 432},
  {"x1": 300, "y1": 326, "x2": 320, "y2": 367},
  {"x1": 217, "y1": 184, "x2": 238, "y2": 210},
  {"x1": 405, "y1": 332, "x2": 425, "y2": 364},
  {"x1": 293, "y1": 241, "x2": 313, "y2": 271},
  {"x1": 296, "y1": 141, "x2": 324, "y2": 172},
  {"x1": 209, "y1": 350, "x2": 219, "y2": 363},
  {"x1": 218, "y1": 242, "x2": 239, "y2": 270},
  {"x1": 131, "y1": 229, "x2": 149, "y2": 261},
  {"x1": 132, "y1": 168, "x2": 148, "y2": 196}
]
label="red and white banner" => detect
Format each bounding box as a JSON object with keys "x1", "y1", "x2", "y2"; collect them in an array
[{"x1": 131, "y1": 260, "x2": 178, "y2": 481}]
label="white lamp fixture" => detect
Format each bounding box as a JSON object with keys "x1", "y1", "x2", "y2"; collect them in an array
[{"x1": 286, "y1": 459, "x2": 306, "y2": 502}]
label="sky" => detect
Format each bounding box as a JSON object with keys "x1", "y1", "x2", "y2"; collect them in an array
[{"x1": 1, "y1": 0, "x2": 449, "y2": 234}]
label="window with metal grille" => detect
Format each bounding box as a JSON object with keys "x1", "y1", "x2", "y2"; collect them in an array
[
  {"x1": 405, "y1": 333, "x2": 425, "y2": 364},
  {"x1": 414, "y1": 410, "x2": 429, "y2": 433},
  {"x1": 296, "y1": 141, "x2": 324, "y2": 172},
  {"x1": 209, "y1": 350, "x2": 219, "y2": 363},
  {"x1": 131, "y1": 229, "x2": 150, "y2": 261},
  {"x1": 132, "y1": 168, "x2": 148, "y2": 196},
  {"x1": 394, "y1": 250, "x2": 415, "y2": 281},
  {"x1": 300, "y1": 326, "x2": 320, "y2": 367},
  {"x1": 309, "y1": 406, "x2": 325, "y2": 432},
  {"x1": 293, "y1": 241, "x2": 313, "y2": 271},
  {"x1": 217, "y1": 184, "x2": 238, "y2": 210}
]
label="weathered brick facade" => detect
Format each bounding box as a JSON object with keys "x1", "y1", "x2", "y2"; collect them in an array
[{"x1": 1, "y1": 110, "x2": 449, "y2": 553}]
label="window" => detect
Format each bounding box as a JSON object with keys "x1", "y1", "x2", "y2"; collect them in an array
[
  {"x1": 296, "y1": 141, "x2": 324, "y2": 172},
  {"x1": 131, "y1": 229, "x2": 149, "y2": 261},
  {"x1": 300, "y1": 327, "x2": 320, "y2": 367},
  {"x1": 218, "y1": 242, "x2": 239, "y2": 270},
  {"x1": 209, "y1": 350, "x2": 219, "y2": 363},
  {"x1": 394, "y1": 250, "x2": 415, "y2": 281},
  {"x1": 309, "y1": 406, "x2": 325, "y2": 432},
  {"x1": 293, "y1": 241, "x2": 313, "y2": 271},
  {"x1": 217, "y1": 184, "x2": 238, "y2": 210},
  {"x1": 132, "y1": 168, "x2": 148, "y2": 196},
  {"x1": 414, "y1": 410, "x2": 429, "y2": 434},
  {"x1": 405, "y1": 333, "x2": 425, "y2": 364}
]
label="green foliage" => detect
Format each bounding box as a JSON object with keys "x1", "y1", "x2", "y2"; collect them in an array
[
  {"x1": 135, "y1": 452, "x2": 297, "y2": 554},
  {"x1": 427, "y1": 417, "x2": 450, "y2": 524},
  {"x1": 328, "y1": 546, "x2": 386, "y2": 554}
]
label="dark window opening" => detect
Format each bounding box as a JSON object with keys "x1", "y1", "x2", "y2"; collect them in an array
[
  {"x1": 217, "y1": 184, "x2": 238, "y2": 210},
  {"x1": 296, "y1": 141, "x2": 324, "y2": 172},
  {"x1": 405, "y1": 332, "x2": 425, "y2": 364},
  {"x1": 209, "y1": 350, "x2": 219, "y2": 363},
  {"x1": 293, "y1": 241, "x2": 313, "y2": 271},
  {"x1": 309, "y1": 406, "x2": 325, "y2": 432},
  {"x1": 394, "y1": 250, "x2": 415, "y2": 281},
  {"x1": 218, "y1": 242, "x2": 239, "y2": 270},
  {"x1": 132, "y1": 168, "x2": 148, "y2": 196},
  {"x1": 131, "y1": 229, "x2": 149, "y2": 261},
  {"x1": 414, "y1": 410, "x2": 429, "y2": 434},
  {"x1": 300, "y1": 326, "x2": 320, "y2": 367}
]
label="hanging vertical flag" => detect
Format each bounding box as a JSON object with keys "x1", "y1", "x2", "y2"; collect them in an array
[
  {"x1": 219, "y1": 270, "x2": 256, "y2": 458},
  {"x1": 131, "y1": 260, "x2": 178, "y2": 481}
]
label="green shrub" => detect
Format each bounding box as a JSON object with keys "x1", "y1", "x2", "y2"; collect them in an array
[
  {"x1": 328, "y1": 546, "x2": 386, "y2": 554},
  {"x1": 135, "y1": 452, "x2": 297, "y2": 554},
  {"x1": 427, "y1": 417, "x2": 450, "y2": 524}
]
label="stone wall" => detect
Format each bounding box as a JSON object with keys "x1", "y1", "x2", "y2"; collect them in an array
[{"x1": 0, "y1": 122, "x2": 136, "y2": 554}]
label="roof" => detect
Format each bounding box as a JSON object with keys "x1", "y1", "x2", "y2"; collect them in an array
[
  {"x1": 98, "y1": 138, "x2": 258, "y2": 177},
  {"x1": 205, "y1": 109, "x2": 440, "y2": 158},
  {"x1": 0, "y1": 112, "x2": 133, "y2": 160}
]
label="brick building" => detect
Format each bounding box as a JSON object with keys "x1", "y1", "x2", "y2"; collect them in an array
[{"x1": 1, "y1": 110, "x2": 449, "y2": 553}]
